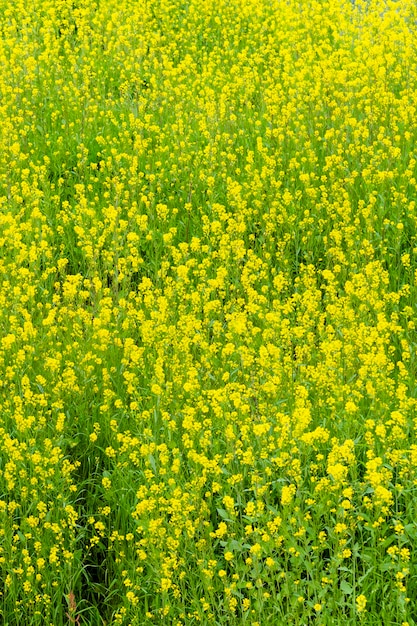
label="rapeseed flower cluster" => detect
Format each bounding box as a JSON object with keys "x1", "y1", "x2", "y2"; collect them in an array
[{"x1": 1, "y1": 0, "x2": 417, "y2": 624}]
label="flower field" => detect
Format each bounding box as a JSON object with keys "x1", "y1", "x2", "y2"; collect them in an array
[{"x1": 1, "y1": 0, "x2": 417, "y2": 623}]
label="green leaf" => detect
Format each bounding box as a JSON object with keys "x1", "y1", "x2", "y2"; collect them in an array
[
  {"x1": 217, "y1": 508, "x2": 233, "y2": 522},
  {"x1": 148, "y1": 454, "x2": 157, "y2": 473},
  {"x1": 358, "y1": 566, "x2": 374, "y2": 584},
  {"x1": 340, "y1": 580, "x2": 353, "y2": 595},
  {"x1": 404, "y1": 523, "x2": 417, "y2": 539}
]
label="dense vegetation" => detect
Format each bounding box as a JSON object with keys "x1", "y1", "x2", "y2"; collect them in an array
[{"x1": 1, "y1": 0, "x2": 417, "y2": 624}]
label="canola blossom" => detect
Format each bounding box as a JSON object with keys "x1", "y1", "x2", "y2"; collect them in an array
[{"x1": 1, "y1": 0, "x2": 417, "y2": 624}]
